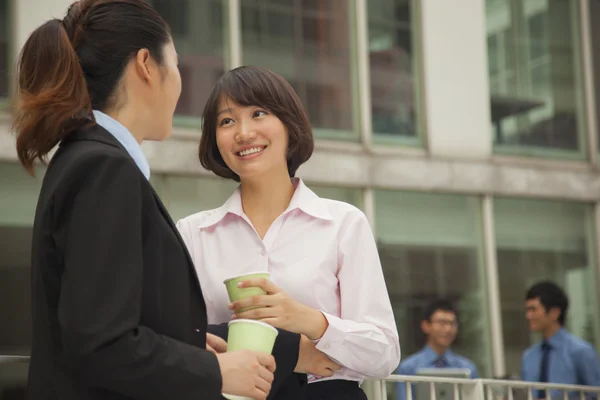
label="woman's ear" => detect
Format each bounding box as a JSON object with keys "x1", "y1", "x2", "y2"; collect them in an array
[{"x1": 133, "y1": 48, "x2": 152, "y2": 84}]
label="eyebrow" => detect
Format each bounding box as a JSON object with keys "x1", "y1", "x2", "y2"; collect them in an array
[{"x1": 217, "y1": 107, "x2": 233, "y2": 117}]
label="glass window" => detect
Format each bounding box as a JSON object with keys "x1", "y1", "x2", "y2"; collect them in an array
[
  {"x1": 375, "y1": 191, "x2": 492, "y2": 386},
  {"x1": 494, "y1": 198, "x2": 598, "y2": 376},
  {"x1": 0, "y1": 163, "x2": 45, "y2": 360},
  {"x1": 590, "y1": 0, "x2": 600, "y2": 155},
  {"x1": 241, "y1": 0, "x2": 356, "y2": 141},
  {"x1": 150, "y1": 0, "x2": 227, "y2": 125},
  {"x1": 486, "y1": 0, "x2": 586, "y2": 159},
  {"x1": 368, "y1": 0, "x2": 421, "y2": 145},
  {"x1": 151, "y1": 175, "x2": 237, "y2": 221},
  {"x1": 309, "y1": 184, "x2": 363, "y2": 209},
  {"x1": 152, "y1": 175, "x2": 365, "y2": 220},
  {"x1": 0, "y1": 225, "x2": 32, "y2": 355},
  {"x1": 0, "y1": 0, "x2": 9, "y2": 101}
]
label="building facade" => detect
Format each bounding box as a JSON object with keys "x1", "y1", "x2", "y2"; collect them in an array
[{"x1": 1, "y1": 0, "x2": 600, "y2": 387}]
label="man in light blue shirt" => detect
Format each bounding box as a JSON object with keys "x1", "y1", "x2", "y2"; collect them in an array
[
  {"x1": 395, "y1": 300, "x2": 478, "y2": 400},
  {"x1": 521, "y1": 281, "x2": 600, "y2": 398}
]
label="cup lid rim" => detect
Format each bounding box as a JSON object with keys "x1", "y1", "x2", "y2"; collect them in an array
[
  {"x1": 223, "y1": 271, "x2": 270, "y2": 284},
  {"x1": 227, "y1": 319, "x2": 278, "y2": 334}
]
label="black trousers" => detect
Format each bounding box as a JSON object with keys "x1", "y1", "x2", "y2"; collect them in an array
[{"x1": 305, "y1": 380, "x2": 367, "y2": 400}]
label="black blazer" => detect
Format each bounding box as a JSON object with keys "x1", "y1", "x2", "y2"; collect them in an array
[
  {"x1": 27, "y1": 124, "x2": 224, "y2": 400},
  {"x1": 26, "y1": 123, "x2": 304, "y2": 400}
]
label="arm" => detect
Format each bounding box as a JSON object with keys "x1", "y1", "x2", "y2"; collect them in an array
[
  {"x1": 180, "y1": 218, "x2": 307, "y2": 396},
  {"x1": 313, "y1": 210, "x2": 401, "y2": 378},
  {"x1": 231, "y1": 210, "x2": 400, "y2": 377},
  {"x1": 57, "y1": 155, "x2": 222, "y2": 399},
  {"x1": 520, "y1": 352, "x2": 530, "y2": 381},
  {"x1": 574, "y1": 345, "x2": 600, "y2": 387},
  {"x1": 208, "y1": 323, "x2": 303, "y2": 398}
]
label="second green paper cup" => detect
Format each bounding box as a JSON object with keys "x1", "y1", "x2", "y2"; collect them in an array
[
  {"x1": 222, "y1": 319, "x2": 278, "y2": 400},
  {"x1": 227, "y1": 319, "x2": 278, "y2": 353}
]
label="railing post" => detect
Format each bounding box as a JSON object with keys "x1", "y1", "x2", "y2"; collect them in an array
[
  {"x1": 363, "y1": 379, "x2": 384, "y2": 400},
  {"x1": 460, "y1": 379, "x2": 485, "y2": 400},
  {"x1": 380, "y1": 379, "x2": 388, "y2": 400}
]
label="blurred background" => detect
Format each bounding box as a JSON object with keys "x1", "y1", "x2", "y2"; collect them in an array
[{"x1": 1, "y1": 0, "x2": 600, "y2": 394}]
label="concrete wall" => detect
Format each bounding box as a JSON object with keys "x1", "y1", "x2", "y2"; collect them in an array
[{"x1": 420, "y1": 0, "x2": 493, "y2": 159}]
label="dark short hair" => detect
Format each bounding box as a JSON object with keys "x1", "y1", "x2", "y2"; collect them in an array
[
  {"x1": 526, "y1": 281, "x2": 569, "y2": 325},
  {"x1": 13, "y1": 0, "x2": 171, "y2": 174},
  {"x1": 423, "y1": 299, "x2": 458, "y2": 322},
  {"x1": 199, "y1": 66, "x2": 314, "y2": 182}
]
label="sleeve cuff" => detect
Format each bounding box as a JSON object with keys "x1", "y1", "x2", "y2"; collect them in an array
[{"x1": 314, "y1": 312, "x2": 345, "y2": 357}]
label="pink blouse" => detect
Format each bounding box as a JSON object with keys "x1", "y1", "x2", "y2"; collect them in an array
[{"x1": 176, "y1": 178, "x2": 401, "y2": 383}]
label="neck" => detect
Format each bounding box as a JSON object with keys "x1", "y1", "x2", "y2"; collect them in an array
[
  {"x1": 542, "y1": 324, "x2": 561, "y2": 340},
  {"x1": 240, "y1": 169, "x2": 295, "y2": 226},
  {"x1": 103, "y1": 107, "x2": 145, "y2": 144},
  {"x1": 427, "y1": 341, "x2": 448, "y2": 356}
]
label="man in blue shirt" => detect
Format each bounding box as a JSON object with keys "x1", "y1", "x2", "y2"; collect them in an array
[
  {"x1": 395, "y1": 300, "x2": 478, "y2": 400},
  {"x1": 521, "y1": 281, "x2": 600, "y2": 398}
]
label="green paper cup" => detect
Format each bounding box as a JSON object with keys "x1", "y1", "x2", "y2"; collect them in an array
[
  {"x1": 223, "y1": 319, "x2": 278, "y2": 400},
  {"x1": 223, "y1": 271, "x2": 270, "y2": 314},
  {"x1": 227, "y1": 319, "x2": 278, "y2": 353}
]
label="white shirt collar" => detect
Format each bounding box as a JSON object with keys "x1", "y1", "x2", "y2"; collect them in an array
[
  {"x1": 92, "y1": 110, "x2": 150, "y2": 180},
  {"x1": 196, "y1": 178, "x2": 332, "y2": 229}
]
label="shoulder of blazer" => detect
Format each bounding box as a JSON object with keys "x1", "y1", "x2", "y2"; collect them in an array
[
  {"x1": 60, "y1": 121, "x2": 127, "y2": 152},
  {"x1": 46, "y1": 122, "x2": 142, "y2": 194},
  {"x1": 51, "y1": 122, "x2": 139, "y2": 172}
]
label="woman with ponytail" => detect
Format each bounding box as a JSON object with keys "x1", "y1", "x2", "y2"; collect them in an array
[{"x1": 13, "y1": 1, "x2": 277, "y2": 399}]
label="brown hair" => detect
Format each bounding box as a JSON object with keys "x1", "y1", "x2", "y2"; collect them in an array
[
  {"x1": 199, "y1": 66, "x2": 314, "y2": 182},
  {"x1": 12, "y1": 0, "x2": 171, "y2": 174}
]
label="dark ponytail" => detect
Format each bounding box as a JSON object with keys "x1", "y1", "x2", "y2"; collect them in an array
[
  {"x1": 13, "y1": 18, "x2": 92, "y2": 175},
  {"x1": 12, "y1": 0, "x2": 171, "y2": 176}
]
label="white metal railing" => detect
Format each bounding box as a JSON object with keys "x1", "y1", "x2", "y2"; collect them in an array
[
  {"x1": 368, "y1": 374, "x2": 483, "y2": 400},
  {"x1": 367, "y1": 375, "x2": 600, "y2": 400},
  {"x1": 2, "y1": 356, "x2": 599, "y2": 400}
]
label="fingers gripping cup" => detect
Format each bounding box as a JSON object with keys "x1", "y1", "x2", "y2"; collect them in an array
[
  {"x1": 223, "y1": 271, "x2": 270, "y2": 314},
  {"x1": 222, "y1": 319, "x2": 279, "y2": 400}
]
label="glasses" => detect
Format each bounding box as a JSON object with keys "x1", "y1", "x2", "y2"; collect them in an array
[{"x1": 430, "y1": 319, "x2": 459, "y2": 328}]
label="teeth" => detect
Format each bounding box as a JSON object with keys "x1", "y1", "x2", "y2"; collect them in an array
[{"x1": 239, "y1": 147, "x2": 264, "y2": 157}]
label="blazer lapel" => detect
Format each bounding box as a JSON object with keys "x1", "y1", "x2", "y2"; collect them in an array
[
  {"x1": 149, "y1": 185, "x2": 205, "y2": 291},
  {"x1": 67, "y1": 123, "x2": 205, "y2": 295}
]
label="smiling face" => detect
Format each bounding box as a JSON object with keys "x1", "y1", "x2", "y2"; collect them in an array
[
  {"x1": 422, "y1": 310, "x2": 459, "y2": 350},
  {"x1": 198, "y1": 66, "x2": 315, "y2": 182},
  {"x1": 215, "y1": 95, "x2": 290, "y2": 182}
]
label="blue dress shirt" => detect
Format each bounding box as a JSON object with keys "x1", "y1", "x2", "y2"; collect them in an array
[
  {"x1": 92, "y1": 110, "x2": 150, "y2": 180},
  {"x1": 395, "y1": 346, "x2": 478, "y2": 400},
  {"x1": 521, "y1": 328, "x2": 600, "y2": 394}
]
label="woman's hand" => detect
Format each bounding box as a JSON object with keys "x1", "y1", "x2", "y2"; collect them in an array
[
  {"x1": 229, "y1": 278, "x2": 328, "y2": 340},
  {"x1": 295, "y1": 335, "x2": 342, "y2": 377},
  {"x1": 206, "y1": 333, "x2": 227, "y2": 355},
  {"x1": 217, "y1": 350, "x2": 275, "y2": 400}
]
